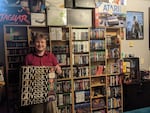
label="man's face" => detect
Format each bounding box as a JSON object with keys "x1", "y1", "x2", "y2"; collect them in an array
[{"x1": 34, "y1": 38, "x2": 46, "y2": 52}]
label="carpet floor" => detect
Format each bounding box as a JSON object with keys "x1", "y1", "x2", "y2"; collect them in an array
[{"x1": 124, "y1": 107, "x2": 150, "y2": 113}]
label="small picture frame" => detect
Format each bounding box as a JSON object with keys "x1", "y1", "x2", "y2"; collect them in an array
[{"x1": 126, "y1": 11, "x2": 144, "y2": 40}]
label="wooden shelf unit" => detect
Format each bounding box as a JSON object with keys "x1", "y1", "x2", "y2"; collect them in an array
[{"x1": 3, "y1": 25, "x2": 123, "y2": 113}]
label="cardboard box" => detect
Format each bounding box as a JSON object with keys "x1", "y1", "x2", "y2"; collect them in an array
[
  {"x1": 47, "y1": 8, "x2": 67, "y2": 26},
  {"x1": 31, "y1": 13, "x2": 46, "y2": 26},
  {"x1": 67, "y1": 9, "x2": 92, "y2": 27}
]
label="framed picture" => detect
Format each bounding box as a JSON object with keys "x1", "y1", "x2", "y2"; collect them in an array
[{"x1": 126, "y1": 11, "x2": 144, "y2": 40}]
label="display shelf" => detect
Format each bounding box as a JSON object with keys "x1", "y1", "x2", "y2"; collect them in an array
[
  {"x1": 90, "y1": 27, "x2": 107, "y2": 113},
  {"x1": 4, "y1": 25, "x2": 28, "y2": 85},
  {"x1": 49, "y1": 26, "x2": 73, "y2": 113},
  {"x1": 106, "y1": 27, "x2": 123, "y2": 113},
  {"x1": 70, "y1": 27, "x2": 91, "y2": 113},
  {"x1": 3, "y1": 25, "x2": 124, "y2": 113},
  {"x1": 56, "y1": 79, "x2": 72, "y2": 113}
]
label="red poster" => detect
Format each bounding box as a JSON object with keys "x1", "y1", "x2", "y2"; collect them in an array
[{"x1": 0, "y1": 0, "x2": 30, "y2": 25}]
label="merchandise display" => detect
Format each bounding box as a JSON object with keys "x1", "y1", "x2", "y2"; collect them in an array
[
  {"x1": 3, "y1": 25, "x2": 124, "y2": 113},
  {"x1": 1, "y1": 0, "x2": 150, "y2": 113},
  {"x1": 3, "y1": 1, "x2": 126, "y2": 113}
]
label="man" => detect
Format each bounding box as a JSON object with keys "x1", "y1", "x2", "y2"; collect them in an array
[
  {"x1": 24, "y1": 33, "x2": 62, "y2": 113},
  {"x1": 131, "y1": 16, "x2": 140, "y2": 39}
]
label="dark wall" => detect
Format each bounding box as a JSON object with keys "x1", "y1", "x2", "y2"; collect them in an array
[
  {"x1": 149, "y1": 7, "x2": 150, "y2": 50},
  {"x1": 0, "y1": 26, "x2": 5, "y2": 66}
]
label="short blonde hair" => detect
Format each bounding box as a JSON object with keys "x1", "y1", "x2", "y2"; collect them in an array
[{"x1": 33, "y1": 33, "x2": 47, "y2": 43}]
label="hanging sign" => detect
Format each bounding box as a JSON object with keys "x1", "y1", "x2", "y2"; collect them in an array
[
  {"x1": 96, "y1": 2, "x2": 126, "y2": 14},
  {"x1": 0, "y1": 6, "x2": 30, "y2": 25}
]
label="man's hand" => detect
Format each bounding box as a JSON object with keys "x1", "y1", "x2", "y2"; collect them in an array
[{"x1": 55, "y1": 64, "x2": 62, "y2": 75}]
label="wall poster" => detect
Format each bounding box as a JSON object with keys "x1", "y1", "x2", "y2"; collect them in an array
[
  {"x1": 0, "y1": 0, "x2": 30, "y2": 25},
  {"x1": 126, "y1": 11, "x2": 144, "y2": 40}
]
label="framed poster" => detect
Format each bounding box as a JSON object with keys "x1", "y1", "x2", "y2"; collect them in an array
[
  {"x1": 0, "y1": 6, "x2": 30, "y2": 25},
  {"x1": 126, "y1": 11, "x2": 144, "y2": 40}
]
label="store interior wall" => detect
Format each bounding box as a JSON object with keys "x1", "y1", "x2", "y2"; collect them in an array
[
  {"x1": 121, "y1": 0, "x2": 150, "y2": 70},
  {"x1": 0, "y1": 0, "x2": 150, "y2": 70}
]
